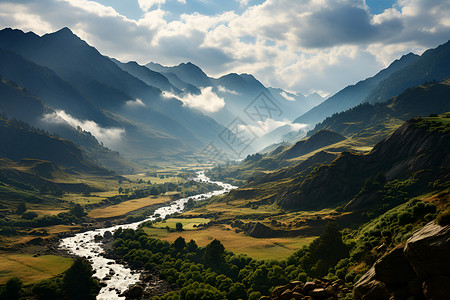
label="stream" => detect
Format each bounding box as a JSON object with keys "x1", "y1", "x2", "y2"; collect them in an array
[{"x1": 59, "y1": 171, "x2": 236, "y2": 299}]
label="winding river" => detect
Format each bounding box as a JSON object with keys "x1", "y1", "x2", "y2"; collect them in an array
[{"x1": 59, "y1": 171, "x2": 236, "y2": 299}]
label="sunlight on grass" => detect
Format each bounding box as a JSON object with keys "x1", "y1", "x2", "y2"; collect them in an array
[{"x1": 0, "y1": 254, "x2": 72, "y2": 285}]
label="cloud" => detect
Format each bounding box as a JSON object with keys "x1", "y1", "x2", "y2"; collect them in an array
[
  {"x1": 42, "y1": 110, "x2": 125, "y2": 147},
  {"x1": 0, "y1": 0, "x2": 448, "y2": 96},
  {"x1": 163, "y1": 87, "x2": 225, "y2": 113},
  {"x1": 217, "y1": 85, "x2": 240, "y2": 95},
  {"x1": 238, "y1": 118, "x2": 308, "y2": 137},
  {"x1": 280, "y1": 91, "x2": 295, "y2": 101},
  {"x1": 125, "y1": 98, "x2": 146, "y2": 107},
  {"x1": 138, "y1": 0, "x2": 165, "y2": 12}
]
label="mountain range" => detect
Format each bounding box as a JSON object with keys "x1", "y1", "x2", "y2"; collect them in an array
[{"x1": 293, "y1": 39, "x2": 450, "y2": 128}]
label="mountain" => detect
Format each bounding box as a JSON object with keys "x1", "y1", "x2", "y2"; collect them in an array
[
  {"x1": 365, "y1": 39, "x2": 450, "y2": 104},
  {"x1": 146, "y1": 61, "x2": 212, "y2": 87},
  {"x1": 293, "y1": 53, "x2": 420, "y2": 127},
  {"x1": 0, "y1": 48, "x2": 102, "y2": 121},
  {"x1": 0, "y1": 116, "x2": 107, "y2": 173},
  {"x1": 0, "y1": 27, "x2": 227, "y2": 162},
  {"x1": 278, "y1": 129, "x2": 346, "y2": 160},
  {"x1": 278, "y1": 115, "x2": 450, "y2": 210},
  {"x1": 309, "y1": 79, "x2": 450, "y2": 144},
  {"x1": 111, "y1": 59, "x2": 181, "y2": 94}
]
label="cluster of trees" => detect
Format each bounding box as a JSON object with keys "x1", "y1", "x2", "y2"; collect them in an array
[
  {"x1": 116, "y1": 180, "x2": 219, "y2": 200},
  {"x1": 0, "y1": 204, "x2": 87, "y2": 234},
  {"x1": 0, "y1": 258, "x2": 100, "y2": 300},
  {"x1": 112, "y1": 223, "x2": 350, "y2": 299},
  {"x1": 350, "y1": 199, "x2": 437, "y2": 266}
]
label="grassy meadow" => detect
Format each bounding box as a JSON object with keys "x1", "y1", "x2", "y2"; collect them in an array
[{"x1": 0, "y1": 254, "x2": 72, "y2": 285}]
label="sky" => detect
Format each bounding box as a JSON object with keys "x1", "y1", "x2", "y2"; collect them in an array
[{"x1": 0, "y1": 0, "x2": 449, "y2": 97}]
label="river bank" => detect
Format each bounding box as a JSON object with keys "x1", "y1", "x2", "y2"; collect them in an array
[{"x1": 59, "y1": 171, "x2": 236, "y2": 299}]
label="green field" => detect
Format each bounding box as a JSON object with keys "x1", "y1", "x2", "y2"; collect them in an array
[
  {"x1": 144, "y1": 224, "x2": 316, "y2": 260},
  {"x1": 0, "y1": 254, "x2": 72, "y2": 285},
  {"x1": 152, "y1": 217, "x2": 210, "y2": 230},
  {"x1": 88, "y1": 195, "x2": 171, "y2": 219}
]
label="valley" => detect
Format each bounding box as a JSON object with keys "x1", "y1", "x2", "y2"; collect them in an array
[{"x1": 0, "y1": 23, "x2": 448, "y2": 300}]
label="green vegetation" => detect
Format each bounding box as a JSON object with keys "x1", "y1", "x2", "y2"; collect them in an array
[
  {"x1": 0, "y1": 258, "x2": 99, "y2": 300},
  {"x1": 112, "y1": 222, "x2": 351, "y2": 299},
  {"x1": 0, "y1": 254, "x2": 72, "y2": 285}
]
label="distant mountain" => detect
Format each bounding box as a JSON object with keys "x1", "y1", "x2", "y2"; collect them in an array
[
  {"x1": 111, "y1": 59, "x2": 181, "y2": 94},
  {"x1": 0, "y1": 27, "x2": 227, "y2": 162},
  {"x1": 278, "y1": 129, "x2": 346, "y2": 160},
  {"x1": 0, "y1": 116, "x2": 104, "y2": 173},
  {"x1": 294, "y1": 52, "x2": 420, "y2": 126},
  {"x1": 309, "y1": 79, "x2": 450, "y2": 144},
  {"x1": 365, "y1": 39, "x2": 450, "y2": 104},
  {"x1": 0, "y1": 78, "x2": 142, "y2": 173},
  {"x1": 146, "y1": 61, "x2": 212, "y2": 87},
  {"x1": 0, "y1": 48, "x2": 102, "y2": 121}
]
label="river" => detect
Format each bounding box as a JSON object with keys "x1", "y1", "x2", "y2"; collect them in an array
[{"x1": 59, "y1": 171, "x2": 235, "y2": 299}]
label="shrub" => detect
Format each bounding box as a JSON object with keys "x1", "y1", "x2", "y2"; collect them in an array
[
  {"x1": 22, "y1": 211, "x2": 38, "y2": 220},
  {"x1": 437, "y1": 208, "x2": 450, "y2": 226}
]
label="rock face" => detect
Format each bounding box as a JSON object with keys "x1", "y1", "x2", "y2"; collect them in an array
[
  {"x1": 270, "y1": 278, "x2": 352, "y2": 299},
  {"x1": 354, "y1": 222, "x2": 450, "y2": 300}
]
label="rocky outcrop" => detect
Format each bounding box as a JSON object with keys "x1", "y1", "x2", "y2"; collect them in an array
[
  {"x1": 354, "y1": 222, "x2": 450, "y2": 300},
  {"x1": 267, "y1": 279, "x2": 352, "y2": 300}
]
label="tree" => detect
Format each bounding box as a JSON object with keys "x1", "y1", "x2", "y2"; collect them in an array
[
  {"x1": 175, "y1": 222, "x2": 183, "y2": 231},
  {"x1": 173, "y1": 236, "x2": 186, "y2": 252},
  {"x1": 22, "y1": 211, "x2": 38, "y2": 220},
  {"x1": 186, "y1": 239, "x2": 198, "y2": 252},
  {"x1": 32, "y1": 279, "x2": 60, "y2": 300},
  {"x1": 62, "y1": 258, "x2": 100, "y2": 300},
  {"x1": 0, "y1": 277, "x2": 23, "y2": 300},
  {"x1": 16, "y1": 202, "x2": 26, "y2": 214},
  {"x1": 70, "y1": 204, "x2": 86, "y2": 218},
  {"x1": 118, "y1": 187, "x2": 123, "y2": 194},
  {"x1": 150, "y1": 186, "x2": 159, "y2": 196},
  {"x1": 203, "y1": 239, "x2": 225, "y2": 267}
]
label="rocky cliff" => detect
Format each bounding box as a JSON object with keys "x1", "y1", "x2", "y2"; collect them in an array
[{"x1": 354, "y1": 222, "x2": 450, "y2": 300}]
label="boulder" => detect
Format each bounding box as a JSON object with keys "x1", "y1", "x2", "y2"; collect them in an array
[
  {"x1": 422, "y1": 276, "x2": 450, "y2": 300},
  {"x1": 308, "y1": 288, "x2": 327, "y2": 297},
  {"x1": 374, "y1": 244, "x2": 416, "y2": 285},
  {"x1": 303, "y1": 281, "x2": 315, "y2": 292},
  {"x1": 404, "y1": 222, "x2": 450, "y2": 279},
  {"x1": 280, "y1": 289, "x2": 293, "y2": 300},
  {"x1": 353, "y1": 267, "x2": 390, "y2": 300},
  {"x1": 125, "y1": 285, "x2": 144, "y2": 299}
]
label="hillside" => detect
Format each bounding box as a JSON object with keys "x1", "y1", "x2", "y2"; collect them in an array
[
  {"x1": 293, "y1": 52, "x2": 420, "y2": 126},
  {"x1": 0, "y1": 28, "x2": 227, "y2": 161},
  {"x1": 309, "y1": 79, "x2": 450, "y2": 144},
  {"x1": 278, "y1": 115, "x2": 450, "y2": 210},
  {"x1": 365, "y1": 39, "x2": 450, "y2": 104},
  {"x1": 278, "y1": 129, "x2": 346, "y2": 160},
  {"x1": 0, "y1": 117, "x2": 108, "y2": 173}
]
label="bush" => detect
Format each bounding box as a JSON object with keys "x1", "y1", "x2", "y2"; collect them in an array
[
  {"x1": 62, "y1": 258, "x2": 100, "y2": 300},
  {"x1": 32, "y1": 279, "x2": 60, "y2": 300},
  {"x1": 22, "y1": 211, "x2": 38, "y2": 220},
  {"x1": 0, "y1": 277, "x2": 23, "y2": 300},
  {"x1": 437, "y1": 208, "x2": 450, "y2": 226}
]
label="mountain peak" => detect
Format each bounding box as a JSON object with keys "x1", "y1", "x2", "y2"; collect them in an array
[{"x1": 42, "y1": 27, "x2": 83, "y2": 44}]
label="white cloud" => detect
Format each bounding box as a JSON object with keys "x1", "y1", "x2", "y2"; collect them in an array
[
  {"x1": 217, "y1": 85, "x2": 240, "y2": 95},
  {"x1": 280, "y1": 91, "x2": 295, "y2": 101},
  {"x1": 238, "y1": 118, "x2": 308, "y2": 136},
  {"x1": 138, "y1": 0, "x2": 166, "y2": 12},
  {"x1": 125, "y1": 98, "x2": 146, "y2": 107},
  {"x1": 42, "y1": 110, "x2": 125, "y2": 147},
  {"x1": 0, "y1": 0, "x2": 448, "y2": 96},
  {"x1": 163, "y1": 87, "x2": 225, "y2": 113}
]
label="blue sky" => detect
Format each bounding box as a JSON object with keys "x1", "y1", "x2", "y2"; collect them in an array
[{"x1": 0, "y1": 0, "x2": 448, "y2": 96}]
